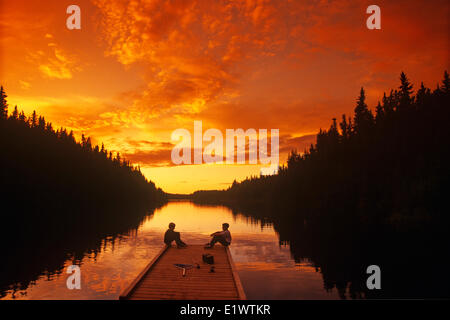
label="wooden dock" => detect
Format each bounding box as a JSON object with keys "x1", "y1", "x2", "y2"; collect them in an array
[{"x1": 119, "y1": 244, "x2": 246, "y2": 300}]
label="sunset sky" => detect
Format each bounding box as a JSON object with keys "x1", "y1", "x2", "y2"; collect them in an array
[{"x1": 1, "y1": 0, "x2": 448, "y2": 193}]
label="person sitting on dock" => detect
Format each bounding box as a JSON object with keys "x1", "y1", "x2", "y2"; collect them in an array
[
  {"x1": 164, "y1": 222, "x2": 187, "y2": 248},
  {"x1": 205, "y1": 223, "x2": 231, "y2": 248}
]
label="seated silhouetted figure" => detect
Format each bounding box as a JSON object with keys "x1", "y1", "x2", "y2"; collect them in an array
[
  {"x1": 164, "y1": 222, "x2": 187, "y2": 248},
  {"x1": 205, "y1": 223, "x2": 231, "y2": 248}
]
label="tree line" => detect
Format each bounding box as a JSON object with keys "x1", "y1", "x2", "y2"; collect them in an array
[
  {"x1": 192, "y1": 71, "x2": 450, "y2": 298},
  {"x1": 193, "y1": 71, "x2": 450, "y2": 227},
  {"x1": 0, "y1": 86, "x2": 169, "y2": 297},
  {"x1": 0, "y1": 86, "x2": 166, "y2": 231}
]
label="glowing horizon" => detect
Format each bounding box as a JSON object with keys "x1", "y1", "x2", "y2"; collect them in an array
[{"x1": 1, "y1": 0, "x2": 448, "y2": 193}]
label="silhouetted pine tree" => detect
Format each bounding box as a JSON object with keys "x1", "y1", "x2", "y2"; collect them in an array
[
  {"x1": 353, "y1": 87, "x2": 374, "y2": 137},
  {"x1": 339, "y1": 114, "x2": 350, "y2": 141},
  {"x1": 18, "y1": 110, "x2": 26, "y2": 122},
  {"x1": 375, "y1": 102, "x2": 384, "y2": 123},
  {"x1": 442, "y1": 71, "x2": 450, "y2": 93},
  {"x1": 10, "y1": 106, "x2": 19, "y2": 121},
  {"x1": 0, "y1": 86, "x2": 8, "y2": 120},
  {"x1": 30, "y1": 110, "x2": 37, "y2": 128},
  {"x1": 398, "y1": 71, "x2": 414, "y2": 109}
]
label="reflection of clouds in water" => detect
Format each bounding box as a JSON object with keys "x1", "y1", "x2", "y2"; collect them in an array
[
  {"x1": 142, "y1": 201, "x2": 273, "y2": 234},
  {"x1": 227, "y1": 235, "x2": 337, "y2": 299},
  {"x1": 3, "y1": 231, "x2": 167, "y2": 300},
  {"x1": 230, "y1": 237, "x2": 292, "y2": 265},
  {"x1": 236, "y1": 268, "x2": 338, "y2": 300},
  {"x1": 1, "y1": 202, "x2": 337, "y2": 299}
]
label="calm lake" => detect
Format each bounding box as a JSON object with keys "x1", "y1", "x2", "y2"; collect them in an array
[{"x1": 1, "y1": 201, "x2": 339, "y2": 300}]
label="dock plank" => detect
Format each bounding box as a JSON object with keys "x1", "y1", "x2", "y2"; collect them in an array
[{"x1": 119, "y1": 244, "x2": 246, "y2": 300}]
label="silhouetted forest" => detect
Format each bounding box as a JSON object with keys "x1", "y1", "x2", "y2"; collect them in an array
[
  {"x1": 0, "y1": 86, "x2": 166, "y2": 215},
  {"x1": 0, "y1": 86, "x2": 167, "y2": 297},
  {"x1": 193, "y1": 72, "x2": 450, "y2": 298},
  {"x1": 194, "y1": 71, "x2": 450, "y2": 227}
]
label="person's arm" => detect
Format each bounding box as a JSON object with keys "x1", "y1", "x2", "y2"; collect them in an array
[{"x1": 210, "y1": 230, "x2": 223, "y2": 237}]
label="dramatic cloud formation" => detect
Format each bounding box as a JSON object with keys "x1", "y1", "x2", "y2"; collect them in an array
[{"x1": 1, "y1": 0, "x2": 448, "y2": 192}]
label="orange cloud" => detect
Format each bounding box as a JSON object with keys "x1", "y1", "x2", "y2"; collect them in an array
[
  {"x1": 92, "y1": 0, "x2": 306, "y2": 113},
  {"x1": 2, "y1": 0, "x2": 448, "y2": 192},
  {"x1": 36, "y1": 46, "x2": 80, "y2": 79}
]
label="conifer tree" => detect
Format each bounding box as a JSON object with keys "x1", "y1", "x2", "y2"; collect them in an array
[
  {"x1": 340, "y1": 114, "x2": 349, "y2": 140},
  {"x1": 0, "y1": 86, "x2": 8, "y2": 120},
  {"x1": 85, "y1": 137, "x2": 92, "y2": 150},
  {"x1": 375, "y1": 102, "x2": 384, "y2": 123},
  {"x1": 353, "y1": 87, "x2": 374, "y2": 136},
  {"x1": 399, "y1": 72, "x2": 414, "y2": 108},
  {"x1": 328, "y1": 118, "x2": 340, "y2": 145},
  {"x1": 30, "y1": 110, "x2": 38, "y2": 127},
  {"x1": 38, "y1": 116, "x2": 46, "y2": 129},
  {"x1": 442, "y1": 71, "x2": 449, "y2": 93},
  {"x1": 415, "y1": 82, "x2": 430, "y2": 106},
  {"x1": 19, "y1": 111, "x2": 26, "y2": 122},
  {"x1": 11, "y1": 106, "x2": 19, "y2": 120}
]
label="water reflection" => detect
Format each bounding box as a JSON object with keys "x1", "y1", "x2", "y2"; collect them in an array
[{"x1": 0, "y1": 201, "x2": 339, "y2": 300}]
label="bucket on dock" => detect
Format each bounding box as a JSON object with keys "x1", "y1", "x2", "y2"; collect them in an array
[{"x1": 202, "y1": 253, "x2": 214, "y2": 264}]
